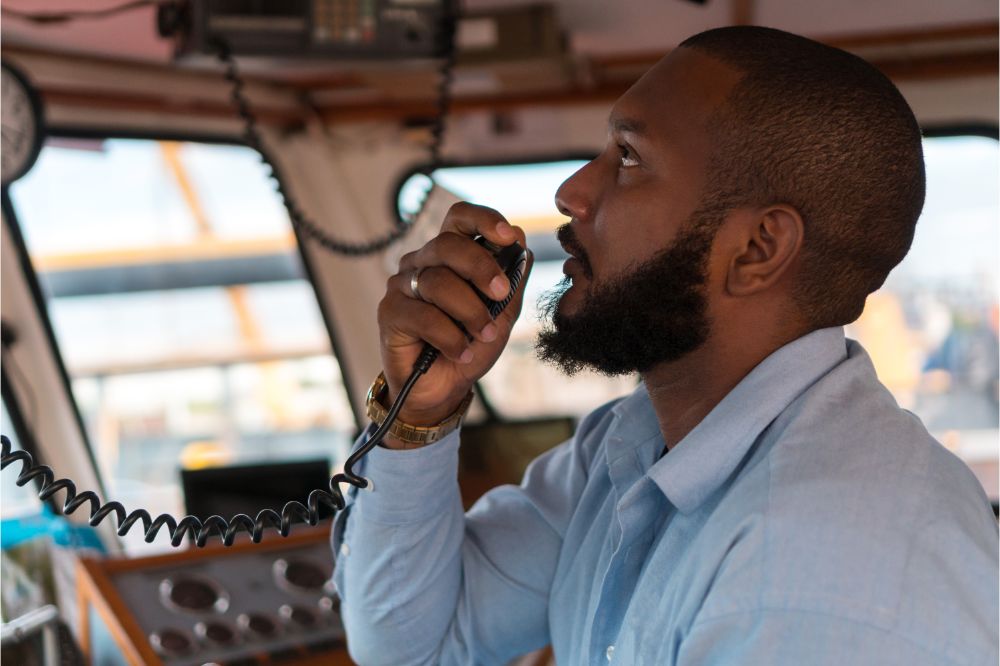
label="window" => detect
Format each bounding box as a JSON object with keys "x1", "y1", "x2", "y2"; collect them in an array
[
  {"x1": 399, "y1": 136, "x2": 999, "y2": 501},
  {"x1": 847, "y1": 134, "x2": 998, "y2": 502},
  {"x1": 9, "y1": 138, "x2": 357, "y2": 552}
]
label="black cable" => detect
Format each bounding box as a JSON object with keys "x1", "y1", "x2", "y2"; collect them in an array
[
  {"x1": 0, "y1": 359, "x2": 426, "y2": 547},
  {"x1": 6, "y1": 0, "x2": 457, "y2": 256},
  {"x1": 0, "y1": 3, "x2": 473, "y2": 547},
  {"x1": 0, "y1": 237, "x2": 526, "y2": 548},
  {"x1": 213, "y1": 9, "x2": 457, "y2": 256}
]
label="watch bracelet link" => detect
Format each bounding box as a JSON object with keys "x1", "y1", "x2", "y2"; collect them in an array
[{"x1": 365, "y1": 372, "x2": 474, "y2": 446}]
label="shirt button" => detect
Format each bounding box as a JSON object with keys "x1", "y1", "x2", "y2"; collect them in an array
[
  {"x1": 606, "y1": 644, "x2": 615, "y2": 661},
  {"x1": 340, "y1": 543, "x2": 350, "y2": 556}
]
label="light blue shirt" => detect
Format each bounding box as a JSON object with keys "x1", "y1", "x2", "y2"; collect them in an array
[{"x1": 333, "y1": 328, "x2": 998, "y2": 665}]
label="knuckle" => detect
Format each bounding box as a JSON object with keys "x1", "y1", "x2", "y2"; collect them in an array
[
  {"x1": 398, "y1": 250, "x2": 418, "y2": 268},
  {"x1": 418, "y1": 265, "x2": 444, "y2": 295},
  {"x1": 376, "y1": 294, "x2": 393, "y2": 323},
  {"x1": 444, "y1": 330, "x2": 468, "y2": 357},
  {"x1": 479, "y1": 204, "x2": 503, "y2": 221}
]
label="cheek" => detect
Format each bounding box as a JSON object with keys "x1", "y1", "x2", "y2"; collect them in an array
[{"x1": 592, "y1": 203, "x2": 691, "y2": 276}]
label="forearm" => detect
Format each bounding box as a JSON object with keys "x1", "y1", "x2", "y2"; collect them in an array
[
  {"x1": 333, "y1": 430, "x2": 464, "y2": 665},
  {"x1": 334, "y1": 412, "x2": 595, "y2": 664}
]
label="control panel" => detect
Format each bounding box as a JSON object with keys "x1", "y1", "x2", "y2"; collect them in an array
[
  {"x1": 161, "y1": 0, "x2": 456, "y2": 60},
  {"x1": 76, "y1": 525, "x2": 350, "y2": 666}
]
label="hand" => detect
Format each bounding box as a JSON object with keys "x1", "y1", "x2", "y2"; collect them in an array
[{"x1": 377, "y1": 202, "x2": 533, "y2": 441}]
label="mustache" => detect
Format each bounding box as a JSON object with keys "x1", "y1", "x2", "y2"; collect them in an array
[{"x1": 556, "y1": 224, "x2": 593, "y2": 279}]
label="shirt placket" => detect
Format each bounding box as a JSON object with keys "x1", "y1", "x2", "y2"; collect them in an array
[{"x1": 590, "y1": 452, "x2": 663, "y2": 664}]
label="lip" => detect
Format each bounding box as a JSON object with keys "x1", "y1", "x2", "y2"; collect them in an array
[{"x1": 563, "y1": 257, "x2": 583, "y2": 277}]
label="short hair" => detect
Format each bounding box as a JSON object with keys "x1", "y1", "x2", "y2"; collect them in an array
[{"x1": 680, "y1": 26, "x2": 925, "y2": 328}]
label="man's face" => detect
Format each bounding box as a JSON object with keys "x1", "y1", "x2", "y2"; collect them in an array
[{"x1": 537, "y1": 48, "x2": 741, "y2": 375}]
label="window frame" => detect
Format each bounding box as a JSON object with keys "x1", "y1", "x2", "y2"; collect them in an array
[
  {"x1": 3, "y1": 127, "x2": 365, "y2": 499},
  {"x1": 0, "y1": 358, "x2": 58, "y2": 515},
  {"x1": 391, "y1": 152, "x2": 598, "y2": 228}
]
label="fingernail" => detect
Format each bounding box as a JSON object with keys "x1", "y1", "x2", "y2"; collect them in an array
[
  {"x1": 459, "y1": 348, "x2": 474, "y2": 364},
  {"x1": 480, "y1": 323, "x2": 497, "y2": 342},
  {"x1": 490, "y1": 275, "x2": 509, "y2": 299},
  {"x1": 496, "y1": 221, "x2": 515, "y2": 239}
]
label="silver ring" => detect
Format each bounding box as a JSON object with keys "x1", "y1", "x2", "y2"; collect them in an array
[{"x1": 409, "y1": 268, "x2": 425, "y2": 301}]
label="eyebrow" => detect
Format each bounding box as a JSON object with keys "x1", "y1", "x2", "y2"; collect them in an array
[{"x1": 608, "y1": 116, "x2": 647, "y2": 135}]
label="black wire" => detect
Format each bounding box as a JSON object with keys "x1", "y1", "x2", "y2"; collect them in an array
[
  {"x1": 213, "y1": 10, "x2": 457, "y2": 256},
  {"x1": 0, "y1": 5, "x2": 463, "y2": 547},
  {"x1": 1, "y1": 1, "x2": 162, "y2": 24},
  {"x1": 0, "y1": 353, "x2": 434, "y2": 548},
  {"x1": 0, "y1": 240, "x2": 525, "y2": 548},
  {"x1": 4, "y1": 0, "x2": 457, "y2": 257}
]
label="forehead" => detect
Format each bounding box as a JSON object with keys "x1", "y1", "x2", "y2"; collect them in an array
[{"x1": 610, "y1": 47, "x2": 741, "y2": 150}]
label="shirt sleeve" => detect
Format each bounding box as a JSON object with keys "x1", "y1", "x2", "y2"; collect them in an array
[
  {"x1": 676, "y1": 609, "x2": 989, "y2": 666},
  {"x1": 333, "y1": 416, "x2": 595, "y2": 666}
]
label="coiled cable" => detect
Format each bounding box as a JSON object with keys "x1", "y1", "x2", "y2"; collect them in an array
[
  {"x1": 1, "y1": 239, "x2": 525, "y2": 548},
  {"x1": 214, "y1": 9, "x2": 457, "y2": 257},
  {"x1": 0, "y1": 355, "x2": 433, "y2": 548}
]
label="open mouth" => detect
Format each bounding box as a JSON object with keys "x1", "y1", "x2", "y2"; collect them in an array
[{"x1": 557, "y1": 224, "x2": 593, "y2": 279}]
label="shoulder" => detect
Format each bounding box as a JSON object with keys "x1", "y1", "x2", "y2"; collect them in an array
[
  {"x1": 700, "y1": 343, "x2": 998, "y2": 662},
  {"x1": 760, "y1": 341, "x2": 995, "y2": 542}
]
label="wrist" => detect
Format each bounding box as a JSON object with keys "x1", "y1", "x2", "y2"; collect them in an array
[
  {"x1": 366, "y1": 372, "x2": 473, "y2": 448},
  {"x1": 392, "y1": 392, "x2": 472, "y2": 427}
]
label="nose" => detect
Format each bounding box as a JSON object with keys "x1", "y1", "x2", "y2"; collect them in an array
[{"x1": 555, "y1": 159, "x2": 598, "y2": 221}]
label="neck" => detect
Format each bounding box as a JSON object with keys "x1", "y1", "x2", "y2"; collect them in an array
[{"x1": 641, "y1": 329, "x2": 797, "y2": 450}]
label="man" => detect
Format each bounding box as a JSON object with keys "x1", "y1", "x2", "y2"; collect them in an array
[{"x1": 333, "y1": 26, "x2": 999, "y2": 665}]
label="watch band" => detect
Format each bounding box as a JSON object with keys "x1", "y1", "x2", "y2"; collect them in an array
[{"x1": 365, "y1": 372, "x2": 474, "y2": 446}]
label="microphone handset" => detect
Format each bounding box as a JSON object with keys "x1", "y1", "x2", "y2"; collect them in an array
[{"x1": 0, "y1": 236, "x2": 528, "y2": 548}]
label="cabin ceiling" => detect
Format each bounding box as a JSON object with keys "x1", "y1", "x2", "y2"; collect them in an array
[
  {"x1": 2, "y1": 0, "x2": 998, "y2": 63},
  {"x1": 1, "y1": 0, "x2": 997, "y2": 130}
]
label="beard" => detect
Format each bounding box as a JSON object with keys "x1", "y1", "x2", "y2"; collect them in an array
[{"x1": 535, "y1": 214, "x2": 718, "y2": 377}]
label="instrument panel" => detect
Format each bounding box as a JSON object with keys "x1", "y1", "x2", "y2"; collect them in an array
[{"x1": 77, "y1": 526, "x2": 349, "y2": 666}]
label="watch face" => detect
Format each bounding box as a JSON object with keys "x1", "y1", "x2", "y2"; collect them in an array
[{"x1": 1, "y1": 63, "x2": 44, "y2": 186}]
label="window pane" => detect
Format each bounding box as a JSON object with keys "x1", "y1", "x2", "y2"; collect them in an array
[
  {"x1": 9, "y1": 139, "x2": 356, "y2": 553},
  {"x1": 848, "y1": 135, "x2": 999, "y2": 501}
]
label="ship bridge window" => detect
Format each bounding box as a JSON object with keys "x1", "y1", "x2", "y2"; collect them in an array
[
  {"x1": 848, "y1": 133, "x2": 998, "y2": 505},
  {"x1": 399, "y1": 135, "x2": 998, "y2": 503},
  {"x1": 8, "y1": 138, "x2": 357, "y2": 553}
]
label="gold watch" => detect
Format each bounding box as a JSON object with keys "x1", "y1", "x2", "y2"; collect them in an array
[{"x1": 365, "y1": 372, "x2": 474, "y2": 446}]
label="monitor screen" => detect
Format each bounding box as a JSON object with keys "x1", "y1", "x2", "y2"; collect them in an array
[{"x1": 181, "y1": 459, "x2": 333, "y2": 522}]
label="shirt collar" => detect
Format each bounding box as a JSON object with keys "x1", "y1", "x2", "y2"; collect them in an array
[{"x1": 636, "y1": 327, "x2": 848, "y2": 514}]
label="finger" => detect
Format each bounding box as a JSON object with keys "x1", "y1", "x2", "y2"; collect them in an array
[
  {"x1": 494, "y1": 247, "x2": 535, "y2": 328},
  {"x1": 441, "y1": 201, "x2": 520, "y2": 248},
  {"x1": 389, "y1": 267, "x2": 498, "y2": 343},
  {"x1": 400, "y1": 232, "x2": 513, "y2": 301},
  {"x1": 378, "y1": 292, "x2": 474, "y2": 363}
]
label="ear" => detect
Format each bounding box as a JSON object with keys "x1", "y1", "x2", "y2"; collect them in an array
[{"x1": 723, "y1": 205, "x2": 804, "y2": 297}]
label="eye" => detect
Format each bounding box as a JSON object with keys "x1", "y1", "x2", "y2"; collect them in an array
[{"x1": 618, "y1": 143, "x2": 640, "y2": 168}]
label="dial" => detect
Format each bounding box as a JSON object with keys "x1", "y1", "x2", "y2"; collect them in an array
[
  {"x1": 273, "y1": 556, "x2": 330, "y2": 592},
  {"x1": 149, "y1": 628, "x2": 194, "y2": 657},
  {"x1": 238, "y1": 612, "x2": 280, "y2": 638},
  {"x1": 159, "y1": 575, "x2": 230, "y2": 614},
  {"x1": 1, "y1": 62, "x2": 44, "y2": 187},
  {"x1": 195, "y1": 619, "x2": 239, "y2": 646}
]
